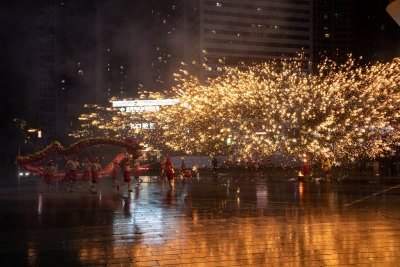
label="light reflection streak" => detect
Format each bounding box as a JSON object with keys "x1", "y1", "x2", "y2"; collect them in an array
[{"x1": 38, "y1": 195, "x2": 42, "y2": 216}]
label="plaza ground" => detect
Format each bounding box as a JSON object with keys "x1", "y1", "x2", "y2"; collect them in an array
[{"x1": 1, "y1": 170, "x2": 400, "y2": 266}]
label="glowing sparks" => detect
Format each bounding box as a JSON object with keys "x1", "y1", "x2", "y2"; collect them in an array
[{"x1": 72, "y1": 56, "x2": 400, "y2": 163}]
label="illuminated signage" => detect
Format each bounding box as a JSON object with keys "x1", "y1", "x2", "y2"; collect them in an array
[
  {"x1": 113, "y1": 99, "x2": 179, "y2": 113},
  {"x1": 121, "y1": 106, "x2": 160, "y2": 113},
  {"x1": 130, "y1": 123, "x2": 155, "y2": 130},
  {"x1": 112, "y1": 99, "x2": 179, "y2": 108}
]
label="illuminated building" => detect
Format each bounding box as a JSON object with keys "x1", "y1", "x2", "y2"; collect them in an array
[
  {"x1": 199, "y1": 0, "x2": 313, "y2": 72},
  {"x1": 313, "y1": 0, "x2": 354, "y2": 66},
  {"x1": 313, "y1": 0, "x2": 400, "y2": 68},
  {"x1": 353, "y1": 0, "x2": 400, "y2": 63}
]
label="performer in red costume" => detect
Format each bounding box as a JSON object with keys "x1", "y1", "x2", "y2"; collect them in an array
[
  {"x1": 42, "y1": 160, "x2": 57, "y2": 193},
  {"x1": 303, "y1": 153, "x2": 310, "y2": 181},
  {"x1": 90, "y1": 157, "x2": 102, "y2": 191},
  {"x1": 111, "y1": 160, "x2": 120, "y2": 190},
  {"x1": 82, "y1": 157, "x2": 92, "y2": 182},
  {"x1": 65, "y1": 155, "x2": 79, "y2": 192},
  {"x1": 120, "y1": 157, "x2": 133, "y2": 192},
  {"x1": 132, "y1": 159, "x2": 142, "y2": 186},
  {"x1": 165, "y1": 156, "x2": 175, "y2": 188}
]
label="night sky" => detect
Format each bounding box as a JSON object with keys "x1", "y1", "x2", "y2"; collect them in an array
[{"x1": 1, "y1": 1, "x2": 37, "y2": 176}]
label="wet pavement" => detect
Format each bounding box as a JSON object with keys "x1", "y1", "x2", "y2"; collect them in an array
[{"x1": 1, "y1": 172, "x2": 400, "y2": 266}]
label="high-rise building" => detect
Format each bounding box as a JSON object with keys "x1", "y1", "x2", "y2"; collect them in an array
[
  {"x1": 199, "y1": 0, "x2": 313, "y2": 72},
  {"x1": 37, "y1": 0, "x2": 58, "y2": 137},
  {"x1": 36, "y1": 0, "x2": 100, "y2": 140},
  {"x1": 353, "y1": 0, "x2": 400, "y2": 63},
  {"x1": 313, "y1": 0, "x2": 354, "y2": 67},
  {"x1": 313, "y1": 0, "x2": 400, "y2": 68}
]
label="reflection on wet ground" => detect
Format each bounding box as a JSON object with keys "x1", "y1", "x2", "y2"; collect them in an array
[{"x1": 1, "y1": 172, "x2": 400, "y2": 266}]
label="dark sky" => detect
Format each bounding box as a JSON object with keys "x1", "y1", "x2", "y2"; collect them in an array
[
  {"x1": 1, "y1": 2, "x2": 36, "y2": 116},
  {"x1": 0, "y1": 1, "x2": 37, "y2": 174}
]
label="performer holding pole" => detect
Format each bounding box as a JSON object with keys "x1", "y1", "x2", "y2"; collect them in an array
[
  {"x1": 322, "y1": 155, "x2": 331, "y2": 182},
  {"x1": 111, "y1": 160, "x2": 120, "y2": 190},
  {"x1": 42, "y1": 160, "x2": 57, "y2": 193},
  {"x1": 82, "y1": 157, "x2": 92, "y2": 186},
  {"x1": 160, "y1": 158, "x2": 166, "y2": 178},
  {"x1": 132, "y1": 158, "x2": 142, "y2": 186},
  {"x1": 165, "y1": 156, "x2": 175, "y2": 189},
  {"x1": 65, "y1": 155, "x2": 79, "y2": 193},
  {"x1": 90, "y1": 157, "x2": 102, "y2": 192},
  {"x1": 120, "y1": 157, "x2": 133, "y2": 192}
]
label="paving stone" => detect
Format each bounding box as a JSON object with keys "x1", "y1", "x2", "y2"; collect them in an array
[{"x1": 1, "y1": 174, "x2": 400, "y2": 265}]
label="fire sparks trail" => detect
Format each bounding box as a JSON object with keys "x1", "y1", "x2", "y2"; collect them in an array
[{"x1": 71, "y1": 56, "x2": 400, "y2": 163}]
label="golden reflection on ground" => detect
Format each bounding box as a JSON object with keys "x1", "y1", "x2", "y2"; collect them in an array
[
  {"x1": 12, "y1": 176, "x2": 400, "y2": 266},
  {"x1": 94, "y1": 186, "x2": 400, "y2": 265}
]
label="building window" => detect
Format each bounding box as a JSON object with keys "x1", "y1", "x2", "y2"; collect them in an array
[{"x1": 216, "y1": 2, "x2": 222, "y2": 7}]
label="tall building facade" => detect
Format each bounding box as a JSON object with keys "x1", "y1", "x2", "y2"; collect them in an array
[
  {"x1": 199, "y1": 0, "x2": 313, "y2": 72},
  {"x1": 313, "y1": 0, "x2": 354, "y2": 67},
  {"x1": 353, "y1": 0, "x2": 400, "y2": 63},
  {"x1": 313, "y1": 0, "x2": 400, "y2": 68},
  {"x1": 37, "y1": 0, "x2": 58, "y2": 136},
  {"x1": 36, "y1": 0, "x2": 100, "y2": 140}
]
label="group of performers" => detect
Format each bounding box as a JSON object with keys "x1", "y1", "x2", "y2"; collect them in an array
[
  {"x1": 300, "y1": 153, "x2": 332, "y2": 181},
  {"x1": 41, "y1": 154, "x2": 193, "y2": 193},
  {"x1": 41, "y1": 154, "x2": 142, "y2": 193},
  {"x1": 160, "y1": 156, "x2": 192, "y2": 188}
]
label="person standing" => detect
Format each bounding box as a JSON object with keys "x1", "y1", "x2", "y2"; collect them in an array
[
  {"x1": 181, "y1": 156, "x2": 186, "y2": 172},
  {"x1": 42, "y1": 160, "x2": 57, "y2": 193},
  {"x1": 90, "y1": 157, "x2": 102, "y2": 191},
  {"x1": 322, "y1": 155, "x2": 331, "y2": 181},
  {"x1": 303, "y1": 153, "x2": 310, "y2": 181},
  {"x1": 82, "y1": 157, "x2": 92, "y2": 188},
  {"x1": 65, "y1": 156, "x2": 79, "y2": 192},
  {"x1": 120, "y1": 157, "x2": 133, "y2": 192},
  {"x1": 111, "y1": 160, "x2": 120, "y2": 189},
  {"x1": 165, "y1": 156, "x2": 175, "y2": 188},
  {"x1": 132, "y1": 159, "x2": 142, "y2": 186},
  {"x1": 160, "y1": 158, "x2": 166, "y2": 178},
  {"x1": 212, "y1": 156, "x2": 218, "y2": 170}
]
